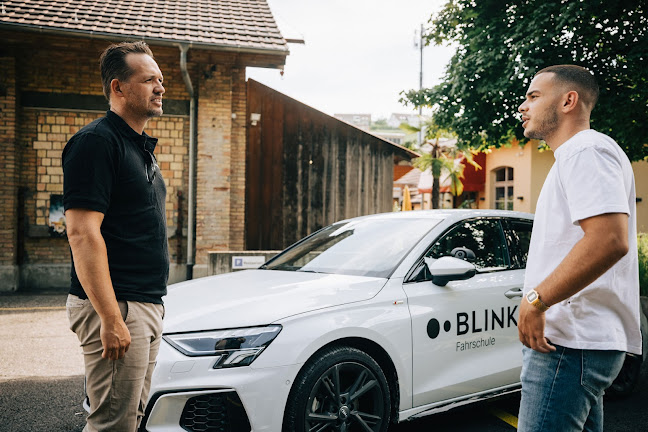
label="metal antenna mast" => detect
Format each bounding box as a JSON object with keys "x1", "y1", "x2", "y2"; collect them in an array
[{"x1": 415, "y1": 23, "x2": 424, "y2": 146}]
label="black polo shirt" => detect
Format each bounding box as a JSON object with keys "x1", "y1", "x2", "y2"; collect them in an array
[{"x1": 62, "y1": 110, "x2": 168, "y2": 304}]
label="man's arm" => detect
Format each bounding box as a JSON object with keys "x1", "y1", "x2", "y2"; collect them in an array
[
  {"x1": 66, "y1": 208, "x2": 131, "y2": 360},
  {"x1": 518, "y1": 212, "x2": 629, "y2": 352}
]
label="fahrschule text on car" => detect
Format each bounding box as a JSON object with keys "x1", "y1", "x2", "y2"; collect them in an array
[{"x1": 139, "y1": 209, "x2": 647, "y2": 432}]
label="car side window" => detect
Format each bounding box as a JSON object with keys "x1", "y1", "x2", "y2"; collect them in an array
[
  {"x1": 427, "y1": 218, "x2": 509, "y2": 272},
  {"x1": 506, "y1": 219, "x2": 533, "y2": 269}
]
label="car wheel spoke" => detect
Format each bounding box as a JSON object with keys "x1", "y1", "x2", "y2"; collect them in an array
[
  {"x1": 307, "y1": 412, "x2": 338, "y2": 432},
  {"x1": 321, "y1": 376, "x2": 338, "y2": 402},
  {"x1": 349, "y1": 378, "x2": 378, "y2": 403},
  {"x1": 347, "y1": 369, "x2": 368, "y2": 399},
  {"x1": 308, "y1": 412, "x2": 338, "y2": 422},
  {"x1": 308, "y1": 421, "x2": 335, "y2": 432},
  {"x1": 305, "y1": 359, "x2": 386, "y2": 432},
  {"x1": 351, "y1": 412, "x2": 376, "y2": 432},
  {"x1": 332, "y1": 364, "x2": 342, "y2": 403},
  {"x1": 355, "y1": 411, "x2": 381, "y2": 424}
]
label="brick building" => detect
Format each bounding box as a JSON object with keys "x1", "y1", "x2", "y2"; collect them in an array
[{"x1": 0, "y1": 0, "x2": 289, "y2": 291}]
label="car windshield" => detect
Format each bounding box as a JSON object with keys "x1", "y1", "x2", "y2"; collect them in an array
[{"x1": 262, "y1": 218, "x2": 442, "y2": 278}]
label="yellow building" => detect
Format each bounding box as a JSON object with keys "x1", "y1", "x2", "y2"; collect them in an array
[{"x1": 480, "y1": 141, "x2": 648, "y2": 233}]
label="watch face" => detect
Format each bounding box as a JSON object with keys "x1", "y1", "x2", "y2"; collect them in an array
[{"x1": 527, "y1": 291, "x2": 538, "y2": 302}]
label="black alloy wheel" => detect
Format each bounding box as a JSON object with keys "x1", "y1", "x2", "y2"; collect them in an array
[{"x1": 283, "y1": 346, "x2": 391, "y2": 432}]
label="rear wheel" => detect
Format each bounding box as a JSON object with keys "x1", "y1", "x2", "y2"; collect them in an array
[
  {"x1": 607, "y1": 310, "x2": 646, "y2": 399},
  {"x1": 283, "y1": 346, "x2": 391, "y2": 432},
  {"x1": 607, "y1": 353, "x2": 642, "y2": 398}
]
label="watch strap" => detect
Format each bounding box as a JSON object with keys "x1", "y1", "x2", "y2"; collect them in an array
[{"x1": 526, "y1": 289, "x2": 549, "y2": 312}]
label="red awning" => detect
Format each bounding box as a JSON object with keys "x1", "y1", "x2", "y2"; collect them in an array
[
  {"x1": 394, "y1": 165, "x2": 414, "y2": 182},
  {"x1": 438, "y1": 152, "x2": 486, "y2": 193}
]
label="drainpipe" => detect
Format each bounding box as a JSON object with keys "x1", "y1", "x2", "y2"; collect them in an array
[{"x1": 178, "y1": 44, "x2": 196, "y2": 280}]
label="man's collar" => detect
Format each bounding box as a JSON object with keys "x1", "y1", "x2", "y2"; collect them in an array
[{"x1": 105, "y1": 110, "x2": 158, "y2": 152}]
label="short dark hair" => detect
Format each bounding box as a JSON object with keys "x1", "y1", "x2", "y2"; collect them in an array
[
  {"x1": 536, "y1": 65, "x2": 599, "y2": 110},
  {"x1": 99, "y1": 41, "x2": 154, "y2": 102}
]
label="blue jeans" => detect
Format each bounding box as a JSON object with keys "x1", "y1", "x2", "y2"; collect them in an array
[{"x1": 518, "y1": 345, "x2": 625, "y2": 432}]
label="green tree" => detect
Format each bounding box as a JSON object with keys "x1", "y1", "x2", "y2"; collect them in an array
[
  {"x1": 402, "y1": 138, "x2": 419, "y2": 150},
  {"x1": 369, "y1": 117, "x2": 396, "y2": 130},
  {"x1": 401, "y1": 0, "x2": 648, "y2": 161},
  {"x1": 639, "y1": 233, "x2": 648, "y2": 296}
]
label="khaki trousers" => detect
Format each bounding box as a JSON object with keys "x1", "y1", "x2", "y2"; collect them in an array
[{"x1": 67, "y1": 294, "x2": 164, "y2": 432}]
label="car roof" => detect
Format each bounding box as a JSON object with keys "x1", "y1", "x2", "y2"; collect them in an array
[{"x1": 336, "y1": 209, "x2": 534, "y2": 225}]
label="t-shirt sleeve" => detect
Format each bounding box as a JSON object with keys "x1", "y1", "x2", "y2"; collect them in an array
[
  {"x1": 62, "y1": 133, "x2": 117, "y2": 214},
  {"x1": 559, "y1": 147, "x2": 630, "y2": 225}
]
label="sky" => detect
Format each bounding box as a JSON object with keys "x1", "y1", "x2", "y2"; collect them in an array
[{"x1": 246, "y1": 0, "x2": 456, "y2": 121}]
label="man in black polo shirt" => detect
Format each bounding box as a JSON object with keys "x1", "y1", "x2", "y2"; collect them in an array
[{"x1": 63, "y1": 41, "x2": 168, "y2": 431}]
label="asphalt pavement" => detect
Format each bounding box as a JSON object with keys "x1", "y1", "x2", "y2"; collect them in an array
[
  {"x1": 0, "y1": 290, "x2": 87, "y2": 431},
  {"x1": 1, "y1": 291, "x2": 647, "y2": 432}
]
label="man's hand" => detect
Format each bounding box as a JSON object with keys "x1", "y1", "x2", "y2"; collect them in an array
[
  {"x1": 518, "y1": 298, "x2": 556, "y2": 353},
  {"x1": 100, "y1": 314, "x2": 131, "y2": 360},
  {"x1": 517, "y1": 213, "x2": 628, "y2": 354}
]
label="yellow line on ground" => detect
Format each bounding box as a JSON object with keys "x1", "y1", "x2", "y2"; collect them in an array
[
  {"x1": 489, "y1": 407, "x2": 518, "y2": 429},
  {"x1": 0, "y1": 306, "x2": 66, "y2": 311}
]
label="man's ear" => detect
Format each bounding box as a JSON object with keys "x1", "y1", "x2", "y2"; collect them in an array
[
  {"x1": 110, "y1": 79, "x2": 123, "y2": 98},
  {"x1": 561, "y1": 90, "x2": 579, "y2": 113}
]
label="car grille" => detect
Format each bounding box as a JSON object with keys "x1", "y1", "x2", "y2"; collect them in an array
[{"x1": 180, "y1": 392, "x2": 251, "y2": 432}]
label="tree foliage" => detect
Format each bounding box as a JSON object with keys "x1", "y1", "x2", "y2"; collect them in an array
[
  {"x1": 401, "y1": 0, "x2": 648, "y2": 161},
  {"x1": 369, "y1": 117, "x2": 395, "y2": 130}
]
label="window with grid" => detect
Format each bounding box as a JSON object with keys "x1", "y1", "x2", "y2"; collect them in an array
[{"x1": 494, "y1": 167, "x2": 514, "y2": 210}]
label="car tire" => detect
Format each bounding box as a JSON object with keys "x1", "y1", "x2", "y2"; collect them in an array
[
  {"x1": 607, "y1": 353, "x2": 642, "y2": 398},
  {"x1": 607, "y1": 309, "x2": 647, "y2": 399},
  {"x1": 283, "y1": 345, "x2": 391, "y2": 432}
]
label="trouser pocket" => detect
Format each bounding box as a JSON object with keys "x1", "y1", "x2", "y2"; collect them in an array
[
  {"x1": 581, "y1": 349, "x2": 626, "y2": 397},
  {"x1": 66, "y1": 294, "x2": 90, "y2": 333}
]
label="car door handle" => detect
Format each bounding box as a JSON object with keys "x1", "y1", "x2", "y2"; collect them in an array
[{"x1": 504, "y1": 287, "x2": 523, "y2": 299}]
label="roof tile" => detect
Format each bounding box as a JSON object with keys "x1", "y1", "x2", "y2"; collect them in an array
[{"x1": 1, "y1": 0, "x2": 288, "y2": 53}]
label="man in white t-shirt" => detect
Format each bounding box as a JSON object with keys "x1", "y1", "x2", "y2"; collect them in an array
[{"x1": 516, "y1": 65, "x2": 641, "y2": 432}]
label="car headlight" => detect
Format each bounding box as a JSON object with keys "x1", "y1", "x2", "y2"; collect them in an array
[{"x1": 163, "y1": 325, "x2": 282, "y2": 368}]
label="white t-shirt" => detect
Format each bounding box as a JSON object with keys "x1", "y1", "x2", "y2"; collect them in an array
[{"x1": 524, "y1": 129, "x2": 641, "y2": 354}]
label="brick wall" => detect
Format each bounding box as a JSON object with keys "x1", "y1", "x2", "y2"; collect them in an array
[
  {"x1": 19, "y1": 111, "x2": 189, "y2": 266},
  {"x1": 0, "y1": 29, "x2": 284, "y2": 290},
  {"x1": 0, "y1": 54, "x2": 18, "y2": 289},
  {"x1": 229, "y1": 67, "x2": 247, "y2": 250},
  {"x1": 11, "y1": 34, "x2": 189, "y2": 100},
  {"x1": 33, "y1": 113, "x2": 97, "y2": 226},
  {"x1": 196, "y1": 62, "x2": 233, "y2": 266},
  {"x1": 19, "y1": 111, "x2": 100, "y2": 266},
  {"x1": 189, "y1": 51, "x2": 253, "y2": 271}
]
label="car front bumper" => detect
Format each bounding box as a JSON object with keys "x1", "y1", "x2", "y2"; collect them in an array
[{"x1": 142, "y1": 340, "x2": 301, "y2": 432}]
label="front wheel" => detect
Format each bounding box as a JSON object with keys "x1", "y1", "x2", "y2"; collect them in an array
[{"x1": 283, "y1": 346, "x2": 391, "y2": 432}]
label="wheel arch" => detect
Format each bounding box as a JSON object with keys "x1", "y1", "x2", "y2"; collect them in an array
[{"x1": 288, "y1": 336, "x2": 401, "y2": 425}]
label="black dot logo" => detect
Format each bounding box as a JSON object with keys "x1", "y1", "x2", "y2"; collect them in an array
[
  {"x1": 427, "y1": 319, "x2": 440, "y2": 339},
  {"x1": 428, "y1": 318, "x2": 452, "y2": 339}
]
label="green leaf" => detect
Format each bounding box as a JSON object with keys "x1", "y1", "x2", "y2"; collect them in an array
[{"x1": 401, "y1": 0, "x2": 648, "y2": 161}]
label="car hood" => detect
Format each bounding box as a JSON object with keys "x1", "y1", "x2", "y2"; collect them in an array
[{"x1": 162, "y1": 270, "x2": 388, "y2": 333}]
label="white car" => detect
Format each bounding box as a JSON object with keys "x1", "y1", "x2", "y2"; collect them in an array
[{"x1": 141, "y1": 210, "x2": 646, "y2": 432}]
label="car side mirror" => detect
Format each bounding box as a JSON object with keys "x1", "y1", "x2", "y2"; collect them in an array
[{"x1": 424, "y1": 256, "x2": 477, "y2": 287}]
